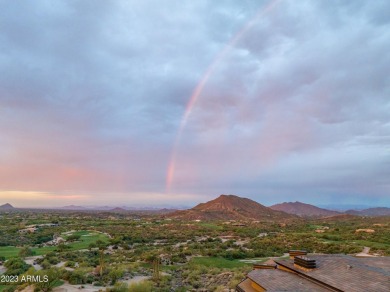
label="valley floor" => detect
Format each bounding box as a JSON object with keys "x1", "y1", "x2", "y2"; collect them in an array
[{"x1": 0, "y1": 210, "x2": 389, "y2": 291}]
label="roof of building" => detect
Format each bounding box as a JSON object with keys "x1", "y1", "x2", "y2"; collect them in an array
[
  {"x1": 236, "y1": 278, "x2": 258, "y2": 292},
  {"x1": 275, "y1": 254, "x2": 390, "y2": 292},
  {"x1": 246, "y1": 269, "x2": 331, "y2": 291}
]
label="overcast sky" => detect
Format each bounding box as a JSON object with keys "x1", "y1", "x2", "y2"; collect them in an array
[{"x1": 1, "y1": 0, "x2": 389, "y2": 208}]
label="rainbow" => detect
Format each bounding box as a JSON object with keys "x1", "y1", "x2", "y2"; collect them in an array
[{"x1": 166, "y1": 0, "x2": 280, "y2": 191}]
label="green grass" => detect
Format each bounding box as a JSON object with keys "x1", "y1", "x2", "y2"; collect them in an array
[
  {"x1": 67, "y1": 231, "x2": 108, "y2": 250},
  {"x1": 238, "y1": 256, "x2": 285, "y2": 264},
  {"x1": 32, "y1": 246, "x2": 56, "y2": 255},
  {"x1": 53, "y1": 280, "x2": 64, "y2": 288},
  {"x1": 139, "y1": 262, "x2": 152, "y2": 269},
  {"x1": 353, "y1": 240, "x2": 390, "y2": 249},
  {"x1": 190, "y1": 257, "x2": 249, "y2": 269},
  {"x1": 0, "y1": 245, "x2": 58, "y2": 259},
  {"x1": 0, "y1": 230, "x2": 109, "y2": 259},
  {"x1": 197, "y1": 222, "x2": 223, "y2": 231},
  {"x1": 0, "y1": 246, "x2": 20, "y2": 259},
  {"x1": 0, "y1": 285, "x2": 9, "y2": 292}
]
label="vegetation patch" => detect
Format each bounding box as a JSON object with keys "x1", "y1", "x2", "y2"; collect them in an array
[
  {"x1": 0, "y1": 246, "x2": 20, "y2": 259},
  {"x1": 0, "y1": 208, "x2": 389, "y2": 291},
  {"x1": 190, "y1": 257, "x2": 249, "y2": 269},
  {"x1": 0, "y1": 230, "x2": 108, "y2": 259},
  {"x1": 197, "y1": 222, "x2": 223, "y2": 231}
]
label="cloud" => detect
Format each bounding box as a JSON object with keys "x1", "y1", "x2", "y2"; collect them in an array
[
  {"x1": 170, "y1": 0, "x2": 390, "y2": 205},
  {"x1": 0, "y1": 0, "x2": 389, "y2": 206}
]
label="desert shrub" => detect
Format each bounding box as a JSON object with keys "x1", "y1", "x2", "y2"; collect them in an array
[
  {"x1": 108, "y1": 268, "x2": 124, "y2": 285},
  {"x1": 107, "y1": 282, "x2": 128, "y2": 292},
  {"x1": 66, "y1": 234, "x2": 81, "y2": 241},
  {"x1": 33, "y1": 269, "x2": 61, "y2": 292},
  {"x1": 41, "y1": 259, "x2": 51, "y2": 269},
  {"x1": 4, "y1": 257, "x2": 30, "y2": 275},
  {"x1": 68, "y1": 270, "x2": 87, "y2": 284},
  {"x1": 65, "y1": 261, "x2": 76, "y2": 268},
  {"x1": 3, "y1": 286, "x2": 17, "y2": 292},
  {"x1": 128, "y1": 280, "x2": 153, "y2": 292},
  {"x1": 18, "y1": 246, "x2": 35, "y2": 258}
]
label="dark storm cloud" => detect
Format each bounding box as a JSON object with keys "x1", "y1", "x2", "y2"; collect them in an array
[{"x1": 0, "y1": 0, "x2": 389, "y2": 206}]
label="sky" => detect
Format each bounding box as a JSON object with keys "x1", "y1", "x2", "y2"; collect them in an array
[{"x1": 0, "y1": 0, "x2": 390, "y2": 208}]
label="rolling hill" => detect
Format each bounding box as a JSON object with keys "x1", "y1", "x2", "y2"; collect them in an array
[
  {"x1": 167, "y1": 194, "x2": 296, "y2": 221},
  {"x1": 269, "y1": 201, "x2": 340, "y2": 218},
  {"x1": 0, "y1": 203, "x2": 15, "y2": 210}
]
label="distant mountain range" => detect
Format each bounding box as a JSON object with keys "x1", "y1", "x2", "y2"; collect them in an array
[
  {"x1": 270, "y1": 201, "x2": 340, "y2": 218},
  {"x1": 0, "y1": 203, "x2": 15, "y2": 210},
  {"x1": 109, "y1": 207, "x2": 127, "y2": 213},
  {"x1": 345, "y1": 207, "x2": 390, "y2": 216},
  {"x1": 270, "y1": 202, "x2": 390, "y2": 218},
  {"x1": 2, "y1": 198, "x2": 390, "y2": 218},
  {"x1": 317, "y1": 204, "x2": 374, "y2": 211},
  {"x1": 57, "y1": 205, "x2": 177, "y2": 213},
  {"x1": 167, "y1": 194, "x2": 296, "y2": 221},
  {"x1": 60, "y1": 205, "x2": 88, "y2": 210}
]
